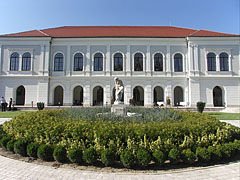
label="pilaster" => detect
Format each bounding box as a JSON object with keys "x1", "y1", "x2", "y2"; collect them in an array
[
  {"x1": 126, "y1": 44, "x2": 131, "y2": 76},
  {"x1": 44, "y1": 45, "x2": 50, "y2": 76},
  {"x1": 105, "y1": 45, "x2": 111, "y2": 76},
  {"x1": 144, "y1": 84, "x2": 152, "y2": 106},
  {"x1": 166, "y1": 45, "x2": 171, "y2": 76},
  {"x1": 66, "y1": 45, "x2": 71, "y2": 76},
  {"x1": 194, "y1": 45, "x2": 199, "y2": 76},
  {"x1": 146, "y1": 45, "x2": 151, "y2": 76},
  {"x1": 39, "y1": 45, "x2": 45, "y2": 75},
  {"x1": 85, "y1": 45, "x2": 91, "y2": 76},
  {"x1": 124, "y1": 81, "x2": 131, "y2": 105},
  {"x1": 83, "y1": 82, "x2": 91, "y2": 106}
]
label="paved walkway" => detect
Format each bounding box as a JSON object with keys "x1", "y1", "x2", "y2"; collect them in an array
[
  {"x1": 0, "y1": 118, "x2": 239, "y2": 179},
  {"x1": 0, "y1": 155, "x2": 239, "y2": 180}
]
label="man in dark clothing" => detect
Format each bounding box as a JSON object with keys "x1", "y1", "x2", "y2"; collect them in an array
[{"x1": 1, "y1": 97, "x2": 6, "y2": 111}]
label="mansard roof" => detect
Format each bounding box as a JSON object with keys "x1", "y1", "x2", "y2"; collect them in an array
[{"x1": 0, "y1": 26, "x2": 238, "y2": 38}]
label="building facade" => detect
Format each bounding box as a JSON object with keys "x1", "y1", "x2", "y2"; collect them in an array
[{"x1": 0, "y1": 26, "x2": 239, "y2": 107}]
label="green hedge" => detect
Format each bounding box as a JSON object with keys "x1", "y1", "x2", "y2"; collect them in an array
[{"x1": 0, "y1": 109, "x2": 239, "y2": 168}]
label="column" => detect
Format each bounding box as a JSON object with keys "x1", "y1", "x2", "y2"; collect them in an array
[
  {"x1": 44, "y1": 45, "x2": 50, "y2": 76},
  {"x1": 146, "y1": 45, "x2": 151, "y2": 76},
  {"x1": 85, "y1": 45, "x2": 91, "y2": 76},
  {"x1": 66, "y1": 45, "x2": 71, "y2": 76},
  {"x1": 105, "y1": 45, "x2": 111, "y2": 76},
  {"x1": 126, "y1": 45, "x2": 131, "y2": 76},
  {"x1": 166, "y1": 45, "x2": 171, "y2": 76}
]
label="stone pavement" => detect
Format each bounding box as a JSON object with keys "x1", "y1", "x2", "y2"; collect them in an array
[
  {"x1": 0, "y1": 118, "x2": 239, "y2": 180},
  {"x1": 0, "y1": 155, "x2": 239, "y2": 180}
]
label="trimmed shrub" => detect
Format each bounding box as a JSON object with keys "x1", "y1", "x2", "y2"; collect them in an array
[
  {"x1": 68, "y1": 146, "x2": 83, "y2": 164},
  {"x1": 14, "y1": 138, "x2": 29, "y2": 156},
  {"x1": 232, "y1": 140, "x2": 240, "y2": 154},
  {"x1": 221, "y1": 143, "x2": 234, "y2": 159},
  {"x1": 101, "y1": 148, "x2": 115, "y2": 166},
  {"x1": 181, "y1": 149, "x2": 196, "y2": 164},
  {"x1": 168, "y1": 148, "x2": 180, "y2": 164},
  {"x1": 208, "y1": 146, "x2": 222, "y2": 161},
  {"x1": 152, "y1": 150, "x2": 166, "y2": 165},
  {"x1": 197, "y1": 102, "x2": 206, "y2": 113},
  {"x1": 136, "y1": 148, "x2": 151, "y2": 167},
  {"x1": 53, "y1": 145, "x2": 67, "y2": 163},
  {"x1": 196, "y1": 147, "x2": 210, "y2": 162},
  {"x1": 37, "y1": 102, "x2": 44, "y2": 110},
  {"x1": 37, "y1": 144, "x2": 54, "y2": 161},
  {"x1": 120, "y1": 149, "x2": 135, "y2": 168},
  {"x1": 7, "y1": 139, "x2": 15, "y2": 152},
  {"x1": 27, "y1": 143, "x2": 39, "y2": 158},
  {"x1": 0, "y1": 136, "x2": 11, "y2": 149},
  {"x1": 82, "y1": 146, "x2": 97, "y2": 164}
]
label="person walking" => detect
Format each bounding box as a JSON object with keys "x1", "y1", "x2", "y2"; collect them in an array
[
  {"x1": 1, "y1": 97, "x2": 6, "y2": 112},
  {"x1": 8, "y1": 98, "x2": 12, "y2": 111}
]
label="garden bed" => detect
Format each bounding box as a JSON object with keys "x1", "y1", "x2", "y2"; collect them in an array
[{"x1": 0, "y1": 108, "x2": 239, "y2": 170}]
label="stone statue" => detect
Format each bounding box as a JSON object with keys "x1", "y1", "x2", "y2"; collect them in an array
[{"x1": 114, "y1": 77, "x2": 124, "y2": 104}]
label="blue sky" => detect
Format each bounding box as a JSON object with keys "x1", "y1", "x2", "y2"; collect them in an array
[{"x1": 0, "y1": 0, "x2": 239, "y2": 35}]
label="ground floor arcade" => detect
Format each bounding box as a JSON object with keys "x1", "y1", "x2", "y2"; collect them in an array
[{"x1": 0, "y1": 77, "x2": 239, "y2": 108}]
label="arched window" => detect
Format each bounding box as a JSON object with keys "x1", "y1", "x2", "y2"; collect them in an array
[
  {"x1": 207, "y1": 53, "x2": 216, "y2": 71},
  {"x1": 154, "y1": 53, "x2": 163, "y2": 71},
  {"x1": 54, "y1": 53, "x2": 64, "y2": 71},
  {"x1": 94, "y1": 53, "x2": 103, "y2": 71},
  {"x1": 114, "y1": 53, "x2": 123, "y2": 71},
  {"x1": 10, "y1": 52, "x2": 19, "y2": 71},
  {"x1": 220, "y1": 53, "x2": 229, "y2": 71},
  {"x1": 134, "y1": 53, "x2": 143, "y2": 71},
  {"x1": 22, "y1": 52, "x2": 31, "y2": 71},
  {"x1": 74, "y1": 53, "x2": 83, "y2": 71},
  {"x1": 174, "y1": 53, "x2": 183, "y2": 72}
]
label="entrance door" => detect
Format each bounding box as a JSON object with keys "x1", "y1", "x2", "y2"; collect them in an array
[
  {"x1": 133, "y1": 86, "x2": 144, "y2": 106},
  {"x1": 93, "y1": 86, "x2": 103, "y2": 106},
  {"x1": 54, "y1": 86, "x2": 63, "y2": 105},
  {"x1": 213, "y1": 86, "x2": 223, "y2": 107},
  {"x1": 16, "y1": 86, "x2": 25, "y2": 105},
  {"x1": 174, "y1": 86, "x2": 183, "y2": 106},
  {"x1": 73, "y1": 86, "x2": 83, "y2": 105}
]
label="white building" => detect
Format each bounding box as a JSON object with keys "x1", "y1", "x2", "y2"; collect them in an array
[{"x1": 0, "y1": 26, "x2": 239, "y2": 107}]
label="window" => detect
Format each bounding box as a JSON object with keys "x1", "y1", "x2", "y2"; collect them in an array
[
  {"x1": 174, "y1": 53, "x2": 183, "y2": 72},
  {"x1": 220, "y1": 53, "x2": 229, "y2": 71},
  {"x1": 114, "y1": 53, "x2": 123, "y2": 71},
  {"x1": 134, "y1": 53, "x2": 143, "y2": 71},
  {"x1": 74, "y1": 53, "x2": 83, "y2": 71},
  {"x1": 94, "y1": 53, "x2": 103, "y2": 71},
  {"x1": 22, "y1": 52, "x2": 31, "y2": 71},
  {"x1": 10, "y1": 52, "x2": 19, "y2": 71},
  {"x1": 54, "y1": 53, "x2": 63, "y2": 71},
  {"x1": 154, "y1": 53, "x2": 163, "y2": 71},
  {"x1": 207, "y1": 53, "x2": 216, "y2": 71}
]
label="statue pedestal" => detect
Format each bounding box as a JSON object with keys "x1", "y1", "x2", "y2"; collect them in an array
[{"x1": 111, "y1": 104, "x2": 127, "y2": 116}]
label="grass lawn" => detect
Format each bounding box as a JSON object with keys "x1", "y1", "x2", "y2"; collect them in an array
[
  {"x1": 0, "y1": 111, "x2": 29, "y2": 118},
  {"x1": 206, "y1": 112, "x2": 240, "y2": 120}
]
